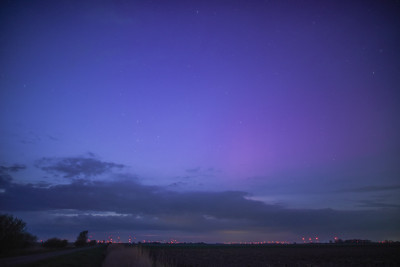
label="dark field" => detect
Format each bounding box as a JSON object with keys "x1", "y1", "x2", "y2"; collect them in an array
[
  {"x1": 142, "y1": 243, "x2": 400, "y2": 267},
  {"x1": 22, "y1": 246, "x2": 107, "y2": 267}
]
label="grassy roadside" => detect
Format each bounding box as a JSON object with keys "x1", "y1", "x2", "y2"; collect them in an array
[
  {"x1": 0, "y1": 246, "x2": 76, "y2": 259},
  {"x1": 22, "y1": 245, "x2": 107, "y2": 267}
]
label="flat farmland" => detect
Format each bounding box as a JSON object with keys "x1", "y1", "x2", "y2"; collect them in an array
[{"x1": 142, "y1": 244, "x2": 400, "y2": 267}]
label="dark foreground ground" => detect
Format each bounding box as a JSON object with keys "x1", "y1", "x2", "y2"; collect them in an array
[
  {"x1": 142, "y1": 243, "x2": 400, "y2": 267},
  {"x1": 1, "y1": 243, "x2": 399, "y2": 266},
  {"x1": 0, "y1": 246, "x2": 106, "y2": 267}
]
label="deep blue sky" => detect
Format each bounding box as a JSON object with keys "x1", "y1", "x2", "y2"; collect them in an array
[{"x1": 1, "y1": 0, "x2": 399, "y2": 243}]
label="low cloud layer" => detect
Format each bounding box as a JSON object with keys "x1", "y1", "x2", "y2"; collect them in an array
[
  {"x1": 1, "y1": 173, "x2": 399, "y2": 241},
  {"x1": 337, "y1": 185, "x2": 400, "y2": 193},
  {"x1": 1, "y1": 157, "x2": 399, "y2": 242}
]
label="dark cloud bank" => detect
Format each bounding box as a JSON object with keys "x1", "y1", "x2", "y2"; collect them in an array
[
  {"x1": 1, "y1": 157, "x2": 399, "y2": 242},
  {"x1": 0, "y1": 164, "x2": 26, "y2": 172},
  {"x1": 35, "y1": 156, "x2": 124, "y2": 178}
]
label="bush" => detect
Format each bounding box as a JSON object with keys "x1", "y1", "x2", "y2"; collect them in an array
[
  {"x1": 89, "y1": 240, "x2": 97, "y2": 246},
  {"x1": 74, "y1": 230, "x2": 88, "y2": 247},
  {"x1": 43, "y1": 238, "x2": 68, "y2": 248},
  {"x1": 0, "y1": 214, "x2": 37, "y2": 251}
]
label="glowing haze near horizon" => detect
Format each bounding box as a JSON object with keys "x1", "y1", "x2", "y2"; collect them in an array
[{"x1": 1, "y1": 0, "x2": 399, "y2": 243}]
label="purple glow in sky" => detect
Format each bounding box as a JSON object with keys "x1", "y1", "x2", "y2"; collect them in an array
[{"x1": 1, "y1": 0, "x2": 399, "y2": 243}]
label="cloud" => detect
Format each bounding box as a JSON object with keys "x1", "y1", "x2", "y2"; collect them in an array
[
  {"x1": 0, "y1": 164, "x2": 26, "y2": 187},
  {"x1": 35, "y1": 156, "x2": 124, "y2": 178},
  {"x1": 1, "y1": 175, "x2": 399, "y2": 241},
  {"x1": 19, "y1": 131, "x2": 41, "y2": 144},
  {"x1": 337, "y1": 185, "x2": 400, "y2": 193},
  {"x1": 357, "y1": 200, "x2": 400, "y2": 208},
  {"x1": 185, "y1": 167, "x2": 220, "y2": 176},
  {"x1": 168, "y1": 181, "x2": 188, "y2": 188},
  {"x1": 186, "y1": 167, "x2": 201, "y2": 173},
  {"x1": 47, "y1": 135, "x2": 59, "y2": 141},
  {"x1": 0, "y1": 164, "x2": 26, "y2": 172}
]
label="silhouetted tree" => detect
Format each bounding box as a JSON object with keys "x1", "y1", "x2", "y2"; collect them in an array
[
  {"x1": 43, "y1": 238, "x2": 68, "y2": 248},
  {"x1": 0, "y1": 214, "x2": 37, "y2": 251},
  {"x1": 74, "y1": 230, "x2": 88, "y2": 247}
]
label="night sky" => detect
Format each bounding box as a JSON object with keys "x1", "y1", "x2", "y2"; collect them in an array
[{"x1": 1, "y1": 0, "x2": 399, "y2": 243}]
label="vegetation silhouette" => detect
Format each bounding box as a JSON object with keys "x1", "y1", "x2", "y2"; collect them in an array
[
  {"x1": 74, "y1": 230, "x2": 88, "y2": 247},
  {"x1": 43, "y1": 237, "x2": 68, "y2": 248},
  {"x1": 0, "y1": 214, "x2": 37, "y2": 251}
]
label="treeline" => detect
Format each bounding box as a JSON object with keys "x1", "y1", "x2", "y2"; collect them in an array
[
  {"x1": 0, "y1": 214, "x2": 37, "y2": 251},
  {"x1": 0, "y1": 214, "x2": 95, "y2": 253}
]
